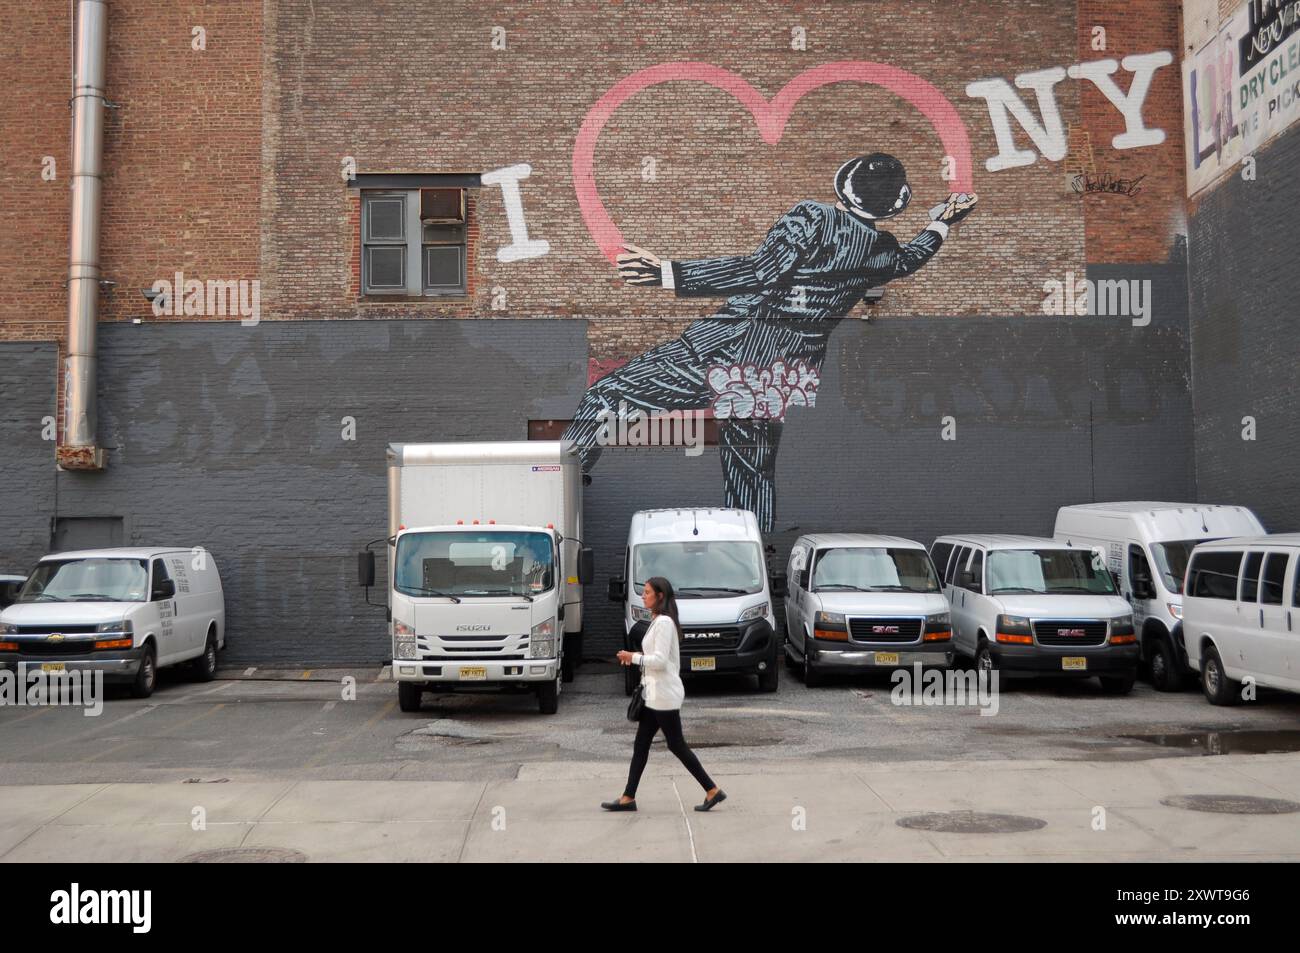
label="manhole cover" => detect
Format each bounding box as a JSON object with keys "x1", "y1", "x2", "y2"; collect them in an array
[
  {"x1": 1160, "y1": 794, "x2": 1300, "y2": 815},
  {"x1": 897, "y1": 811, "x2": 1047, "y2": 834},
  {"x1": 179, "y1": 847, "x2": 308, "y2": 863}
]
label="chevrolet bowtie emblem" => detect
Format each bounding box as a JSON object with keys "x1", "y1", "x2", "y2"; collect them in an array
[{"x1": 46, "y1": 633, "x2": 65, "y2": 643}]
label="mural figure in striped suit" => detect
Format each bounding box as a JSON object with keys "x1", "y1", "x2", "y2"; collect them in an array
[{"x1": 563, "y1": 154, "x2": 978, "y2": 530}]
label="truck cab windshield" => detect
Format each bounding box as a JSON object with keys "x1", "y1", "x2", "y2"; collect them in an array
[
  {"x1": 18, "y1": 558, "x2": 149, "y2": 604},
  {"x1": 633, "y1": 541, "x2": 764, "y2": 597},
  {"x1": 987, "y1": 549, "x2": 1117, "y2": 596},
  {"x1": 812, "y1": 547, "x2": 940, "y2": 593},
  {"x1": 395, "y1": 531, "x2": 555, "y2": 599}
]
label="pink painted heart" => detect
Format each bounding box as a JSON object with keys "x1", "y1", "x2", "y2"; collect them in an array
[{"x1": 573, "y1": 61, "x2": 974, "y2": 263}]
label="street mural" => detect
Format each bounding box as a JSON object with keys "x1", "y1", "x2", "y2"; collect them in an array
[{"x1": 563, "y1": 54, "x2": 1173, "y2": 529}]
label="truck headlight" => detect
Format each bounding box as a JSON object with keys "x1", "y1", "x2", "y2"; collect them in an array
[
  {"x1": 393, "y1": 620, "x2": 417, "y2": 660},
  {"x1": 813, "y1": 610, "x2": 848, "y2": 641},
  {"x1": 630, "y1": 604, "x2": 652, "y2": 623},
  {"x1": 1109, "y1": 614, "x2": 1137, "y2": 644},
  {"x1": 529, "y1": 619, "x2": 556, "y2": 659},
  {"x1": 923, "y1": 612, "x2": 951, "y2": 641},
  {"x1": 995, "y1": 614, "x2": 1033, "y2": 644},
  {"x1": 96, "y1": 619, "x2": 133, "y2": 634},
  {"x1": 738, "y1": 602, "x2": 769, "y2": 623}
]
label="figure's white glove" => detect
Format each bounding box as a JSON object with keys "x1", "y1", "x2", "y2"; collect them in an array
[{"x1": 928, "y1": 192, "x2": 979, "y2": 225}]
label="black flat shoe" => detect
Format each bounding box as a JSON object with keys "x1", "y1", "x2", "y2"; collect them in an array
[
  {"x1": 600, "y1": 799, "x2": 637, "y2": 812},
  {"x1": 694, "y1": 790, "x2": 727, "y2": 812}
]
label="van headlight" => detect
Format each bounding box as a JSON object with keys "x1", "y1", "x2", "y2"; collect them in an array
[
  {"x1": 630, "y1": 604, "x2": 652, "y2": 623},
  {"x1": 1167, "y1": 602, "x2": 1183, "y2": 620},
  {"x1": 738, "y1": 602, "x2": 769, "y2": 623},
  {"x1": 393, "y1": 620, "x2": 417, "y2": 660},
  {"x1": 0, "y1": 622, "x2": 16, "y2": 636},
  {"x1": 529, "y1": 619, "x2": 556, "y2": 659},
  {"x1": 96, "y1": 620, "x2": 133, "y2": 634}
]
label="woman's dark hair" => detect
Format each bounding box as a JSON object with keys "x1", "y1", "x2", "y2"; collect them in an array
[{"x1": 644, "y1": 576, "x2": 681, "y2": 640}]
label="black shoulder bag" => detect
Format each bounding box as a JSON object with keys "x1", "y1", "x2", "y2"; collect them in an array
[{"x1": 626, "y1": 669, "x2": 645, "y2": 722}]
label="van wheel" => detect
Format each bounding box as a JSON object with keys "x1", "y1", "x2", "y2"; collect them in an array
[
  {"x1": 975, "y1": 640, "x2": 1010, "y2": 692},
  {"x1": 1099, "y1": 673, "x2": 1136, "y2": 695},
  {"x1": 1201, "y1": 646, "x2": 1241, "y2": 706},
  {"x1": 803, "y1": 652, "x2": 825, "y2": 688},
  {"x1": 758, "y1": 652, "x2": 780, "y2": 693},
  {"x1": 397, "y1": 682, "x2": 424, "y2": 712},
  {"x1": 1147, "y1": 634, "x2": 1185, "y2": 692},
  {"x1": 131, "y1": 644, "x2": 157, "y2": 699},
  {"x1": 538, "y1": 673, "x2": 560, "y2": 714},
  {"x1": 192, "y1": 629, "x2": 218, "y2": 682}
]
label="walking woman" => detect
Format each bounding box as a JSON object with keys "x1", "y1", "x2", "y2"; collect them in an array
[{"x1": 602, "y1": 576, "x2": 726, "y2": 812}]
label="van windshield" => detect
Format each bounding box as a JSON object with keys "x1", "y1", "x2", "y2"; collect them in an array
[
  {"x1": 633, "y1": 541, "x2": 764, "y2": 597},
  {"x1": 395, "y1": 531, "x2": 554, "y2": 598},
  {"x1": 1151, "y1": 540, "x2": 1212, "y2": 595},
  {"x1": 812, "y1": 547, "x2": 940, "y2": 593},
  {"x1": 987, "y1": 549, "x2": 1116, "y2": 596},
  {"x1": 17, "y1": 558, "x2": 149, "y2": 603}
]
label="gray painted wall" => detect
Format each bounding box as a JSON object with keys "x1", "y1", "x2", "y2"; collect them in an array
[
  {"x1": 1187, "y1": 126, "x2": 1300, "y2": 533},
  {"x1": 1, "y1": 288, "x2": 1196, "y2": 663}
]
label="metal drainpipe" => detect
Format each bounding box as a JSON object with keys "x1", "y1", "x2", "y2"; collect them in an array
[{"x1": 60, "y1": 0, "x2": 108, "y2": 470}]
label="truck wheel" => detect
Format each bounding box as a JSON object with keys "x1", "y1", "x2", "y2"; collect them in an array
[
  {"x1": 538, "y1": 673, "x2": 560, "y2": 714},
  {"x1": 131, "y1": 644, "x2": 157, "y2": 699},
  {"x1": 1201, "y1": 646, "x2": 1241, "y2": 706},
  {"x1": 192, "y1": 627, "x2": 218, "y2": 682},
  {"x1": 397, "y1": 682, "x2": 424, "y2": 713},
  {"x1": 758, "y1": 651, "x2": 780, "y2": 693},
  {"x1": 1147, "y1": 634, "x2": 1185, "y2": 692},
  {"x1": 1099, "y1": 672, "x2": 1136, "y2": 695},
  {"x1": 803, "y1": 651, "x2": 825, "y2": 688}
]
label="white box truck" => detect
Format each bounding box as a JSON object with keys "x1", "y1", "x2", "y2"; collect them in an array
[{"x1": 358, "y1": 441, "x2": 593, "y2": 714}]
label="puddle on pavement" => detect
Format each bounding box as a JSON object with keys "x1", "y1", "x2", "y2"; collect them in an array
[{"x1": 1119, "y1": 729, "x2": 1300, "y2": 756}]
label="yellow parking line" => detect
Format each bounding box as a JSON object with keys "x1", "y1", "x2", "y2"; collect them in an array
[{"x1": 303, "y1": 698, "x2": 396, "y2": 769}]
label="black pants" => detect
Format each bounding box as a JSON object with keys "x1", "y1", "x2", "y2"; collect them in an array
[{"x1": 623, "y1": 706, "x2": 716, "y2": 798}]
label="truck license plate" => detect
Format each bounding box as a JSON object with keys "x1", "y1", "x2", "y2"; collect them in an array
[
  {"x1": 458, "y1": 666, "x2": 487, "y2": 681},
  {"x1": 41, "y1": 663, "x2": 66, "y2": 673},
  {"x1": 874, "y1": 652, "x2": 900, "y2": 665},
  {"x1": 690, "y1": 657, "x2": 716, "y2": 672},
  {"x1": 1062, "y1": 657, "x2": 1087, "y2": 671}
]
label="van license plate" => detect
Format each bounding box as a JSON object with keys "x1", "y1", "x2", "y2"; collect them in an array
[
  {"x1": 691, "y1": 657, "x2": 716, "y2": 672},
  {"x1": 1062, "y1": 657, "x2": 1087, "y2": 671},
  {"x1": 458, "y1": 666, "x2": 487, "y2": 681},
  {"x1": 41, "y1": 663, "x2": 66, "y2": 673},
  {"x1": 874, "y1": 652, "x2": 900, "y2": 666}
]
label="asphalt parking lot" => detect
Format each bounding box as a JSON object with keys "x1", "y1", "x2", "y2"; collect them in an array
[{"x1": 4, "y1": 661, "x2": 1300, "y2": 784}]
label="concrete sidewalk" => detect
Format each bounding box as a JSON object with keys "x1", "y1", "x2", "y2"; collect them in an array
[{"x1": 3, "y1": 752, "x2": 1300, "y2": 862}]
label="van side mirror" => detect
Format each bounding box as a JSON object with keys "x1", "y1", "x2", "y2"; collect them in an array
[
  {"x1": 358, "y1": 550, "x2": 376, "y2": 588},
  {"x1": 578, "y1": 547, "x2": 595, "y2": 586},
  {"x1": 152, "y1": 578, "x2": 176, "y2": 602},
  {"x1": 608, "y1": 577, "x2": 626, "y2": 602},
  {"x1": 769, "y1": 572, "x2": 788, "y2": 599}
]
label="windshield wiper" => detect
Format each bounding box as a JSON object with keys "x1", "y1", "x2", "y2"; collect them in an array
[
  {"x1": 400, "y1": 586, "x2": 461, "y2": 603},
  {"x1": 462, "y1": 588, "x2": 533, "y2": 602},
  {"x1": 69, "y1": 594, "x2": 117, "y2": 601},
  {"x1": 1050, "y1": 586, "x2": 1108, "y2": 594},
  {"x1": 814, "y1": 583, "x2": 872, "y2": 592},
  {"x1": 990, "y1": 587, "x2": 1041, "y2": 594},
  {"x1": 676, "y1": 586, "x2": 749, "y2": 595}
]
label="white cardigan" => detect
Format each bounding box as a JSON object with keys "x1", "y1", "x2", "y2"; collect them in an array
[{"x1": 632, "y1": 614, "x2": 685, "y2": 711}]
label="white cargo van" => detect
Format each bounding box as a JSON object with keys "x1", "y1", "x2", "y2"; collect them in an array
[
  {"x1": 1054, "y1": 502, "x2": 1264, "y2": 691},
  {"x1": 0, "y1": 547, "x2": 226, "y2": 698},
  {"x1": 783, "y1": 534, "x2": 952, "y2": 687},
  {"x1": 930, "y1": 535, "x2": 1138, "y2": 692},
  {"x1": 608, "y1": 508, "x2": 780, "y2": 694},
  {"x1": 359, "y1": 441, "x2": 593, "y2": 714},
  {"x1": 1183, "y1": 534, "x2": 1300, "y2": 705}
]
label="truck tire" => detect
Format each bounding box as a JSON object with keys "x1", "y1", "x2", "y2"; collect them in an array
[
  {"x1": 1147, "y1": 632, "x2": 1185, "y2": 692},
  {"x1": 1098, "y1": 672, "x2": 1136, "y2": 695},
  {"x1": 802, "y1": 650, "x2": 825, "y2": 688},
  {"x1": 192, "y1": 627, "x2": 218, "y2": 682},
  {"x1": 538, "y1": 672, "x2": 560, "y2": 714},
  {"x1": 397, "y1": 682, "x2": 423, "y2": 713},
  {"x1": 131, "y1": 643, "x2": 157, "y2": 699},
  {"x1": 758, "y1": 642, "x2": 780, "y2": 693},
  {"x1": 1201, "y1": 645, "x2": 1241, "y2": 706}
]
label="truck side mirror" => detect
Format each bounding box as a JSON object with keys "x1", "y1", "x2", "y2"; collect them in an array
[
  {"x1": 578, "y1": 547, "x2": 595, "y2": 586},
  {"x1": 358, "y1": 550, "x2": 376, "y2": 588},
  {"x1": 608, "y1": 577, "x2": 626, "y2": 602},
  {"x1": 769, "y1": 572, "x2": 788, "y2": 598}
]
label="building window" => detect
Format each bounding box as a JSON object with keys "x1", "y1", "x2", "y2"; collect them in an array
[{"x1": 362, "y1": 189, "x2": 466, "y2": 297}]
